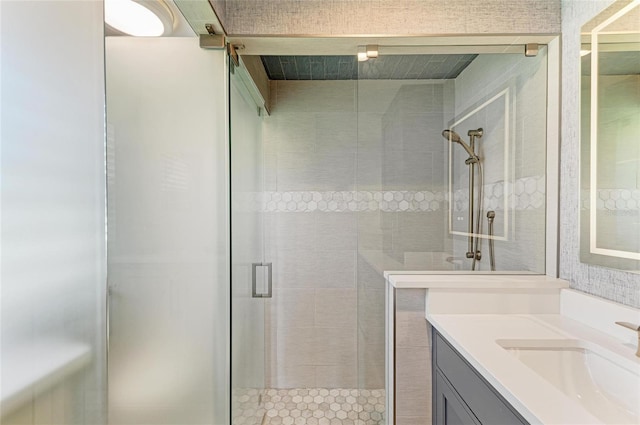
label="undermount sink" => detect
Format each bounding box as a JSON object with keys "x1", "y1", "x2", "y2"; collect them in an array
[{"x1": 497, "y1": 339, "x2": 640, "y2": 425}]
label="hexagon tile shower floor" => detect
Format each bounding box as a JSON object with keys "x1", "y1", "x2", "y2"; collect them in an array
[{"x1": 233, "y1": 388, "x2": 386, "y2": 425}]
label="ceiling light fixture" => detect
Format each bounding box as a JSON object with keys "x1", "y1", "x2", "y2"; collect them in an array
[{"x1": 105, "y1": 0, "x2": 174, "y2": 37}]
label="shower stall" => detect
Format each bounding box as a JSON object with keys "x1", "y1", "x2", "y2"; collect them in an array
[
  {"x1": 229, "y1": 45, "x2": 549, "y2": 425},
  {"x1": 103, "y1": 33, "x2": 550, "y2": 425}
]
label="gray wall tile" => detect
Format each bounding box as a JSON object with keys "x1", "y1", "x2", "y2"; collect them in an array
[
  {"x1": 315, "y1": 212, "x2": 357, "y2": 251},
  {"x1": 275, "y1": 326, "x2": 316, "y2": 366},
  {"x1": 315, "y1": 289, "x2": 357, "y2": 328},
  {"x1": 315, "y1": 364, "x2": 357, "y2": 388},
  {"x1": 272, "y1": 365, "x2": 316, "y2": 389},
  {"x1": 270, "y1": 288, "x2": 315, "y2": 329},
  {"x1": 314, "y1": 327, "x2": 357, "y2": 365}
]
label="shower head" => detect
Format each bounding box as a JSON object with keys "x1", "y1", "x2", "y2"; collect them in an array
[
  {"x1": 441, "y1": 129, "x2": 479, "y2": 162},
  {"x1": 442, "y1": 129, "x2": 463, "y2": 144}
]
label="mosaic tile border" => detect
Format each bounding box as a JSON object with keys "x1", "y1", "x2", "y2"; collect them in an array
[
  {"x1": 233, "y1": 175, "x2": 546, "y2": 213},
  {"x1": 264, "y1": 190, "x2": 444, "y2": 213},
  {"x1": 581, "y1": 189, "x2": 640, "y2": 211}
]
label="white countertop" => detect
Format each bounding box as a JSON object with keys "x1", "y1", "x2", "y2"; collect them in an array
[
  {"x1": 384, "y1": 274, "x2": 639, "y2": 424},
  {"x1": 428, "y1": 312, "x2": 640, "y2": 425},
  {"x1": 387, "y1": 272, "x2": 569, "y2": 289}
]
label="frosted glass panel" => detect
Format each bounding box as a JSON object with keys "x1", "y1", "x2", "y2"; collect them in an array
[
  {"x1": 1, "y1": 1, "x2": 107, "y2": 424},
  {"x1": 105, "y1": 38, "x2": 228, "y2": 425}
]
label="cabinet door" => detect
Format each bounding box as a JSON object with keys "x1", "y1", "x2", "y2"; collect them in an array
[{"x1": 434, "y1": 371, "x2": 481, "y2": 425}]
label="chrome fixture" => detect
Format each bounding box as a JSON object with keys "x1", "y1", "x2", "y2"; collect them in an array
[
  {"x1": 366, "y1": 45, "x2": 379, "y2": 59},
  {"x1": 358, "y1": 44, "x2": 379, "y2": 62},
  {"x1": 252, "y1": 262, "x2": 273, "y2": 298},
  {"x1": 524, "y1": 43, "x2": 539, "y2": 57},
  {"x1": 487, "y1": 211, "x2": 496, "y2": 271},
  {"x1": 442, "y1": 129, "x2": 479, "y2": 163},
  {"x1": 443, "y1": 128, "x2": 485, "y2": 270},
  {"x1": 616, "y1": 321, "x2": 640, "y2": 357}
]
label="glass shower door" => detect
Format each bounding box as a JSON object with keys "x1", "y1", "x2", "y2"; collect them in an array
[{"x1": 230, "y1": 59, "x2": 268, "y2": 425}]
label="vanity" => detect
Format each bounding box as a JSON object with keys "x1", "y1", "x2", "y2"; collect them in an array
[
  {"x1": 433, "y1": 329, "x2": 528, "y2": 425},
  {"x1": 384, "y1": 273, "x2": 640, "y2": 425}
]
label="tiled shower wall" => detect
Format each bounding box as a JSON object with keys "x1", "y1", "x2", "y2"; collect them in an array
[
  {"x1": 357, "y1": 81, "x2": 453, "y2": 395},
  {"x1": 263, "y1": 54, "x2": 551, "y2": 425},
  {"x1": 391, "y1": 52, "x2": 550, "y2": 425},
  {"x1": 263, "y1": 79, "x2": 453, "y2": 390},
  {"x1": 264, "y1": 80, "x2": 359, "y2": 389},
  {"x1": 394, "y1": 290, "x2": 432, "y2": 425},
  {"x1": 449, "y1": 52, "x2": 548, "y2": 272}
]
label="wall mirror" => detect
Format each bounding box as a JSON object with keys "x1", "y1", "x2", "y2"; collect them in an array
[{"x1": 580, "y1": 0, "x2": 640, "y2": 272}]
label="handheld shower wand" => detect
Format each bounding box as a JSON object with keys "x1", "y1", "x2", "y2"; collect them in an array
[
  {"x1": 442, "y1": 130, "x2": 479, "y2": 163},
  {"x1": 487, "y1": 211, "x2": 496, "y2": 271}
]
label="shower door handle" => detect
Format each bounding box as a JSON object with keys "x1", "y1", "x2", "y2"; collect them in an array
[{"x1": 252, "y1": 262, "x2": 273, "y2": 298}]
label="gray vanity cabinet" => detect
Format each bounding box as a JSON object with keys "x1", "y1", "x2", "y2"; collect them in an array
[
  {"x1": 432, "y1": 329, "x2": 529, "y2": 425},
  {"x1": 434, "y1": 370, "x2": 481, "y2": 425}
]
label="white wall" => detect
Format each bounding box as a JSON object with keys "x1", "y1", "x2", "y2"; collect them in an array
[
  {"x1": 561, "y1": 0, "x2": 640, "y2": 308},
  {"x1": 1, "y1": 1, "x2": 107, "y2": 423},
  {"x1": 105, "y1": 37, "x2": 229, "y2": 425}
]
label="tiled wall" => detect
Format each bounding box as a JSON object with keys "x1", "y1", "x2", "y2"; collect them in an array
[
  {"x1": 264, "y1": 80, "x2": 359, "y2": 389},
  {"x1": 264, "y1": 51, "x2": 550, "y2": 391},
  {"x1": 395, "y1": 290, "x2": 432, "y2": 425},
  {"x1": 560, "y1": 0, "x2": 640, "y2": 308},
  {"x1": 357, "y1": 81, "x2": 453, "y2": 396},
  {"x1": 264, "y1": 79, "x2": 454, "y2": 391},
  {"x1": 389, "y1": 53, "x2": 550, "y2": 425},
  {"x1": 221, "y1": 0, "x2": 560, "y2": 35},
  {"x1": 449, "y1": 53, "x2": 548, "y2": 272}
]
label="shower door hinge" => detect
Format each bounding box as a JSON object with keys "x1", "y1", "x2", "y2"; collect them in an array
[{"x1": 199, "y1": 33, "x2": 226, "y2": 50}]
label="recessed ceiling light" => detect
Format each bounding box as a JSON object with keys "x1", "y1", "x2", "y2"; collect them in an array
[{"x1": 105, "y1": 0, "x2": 174, "y2": 37}]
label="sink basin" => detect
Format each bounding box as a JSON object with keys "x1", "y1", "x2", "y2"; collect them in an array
[{"x1": 497, "y1": 339, "x2": 640, "y2": 425}]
